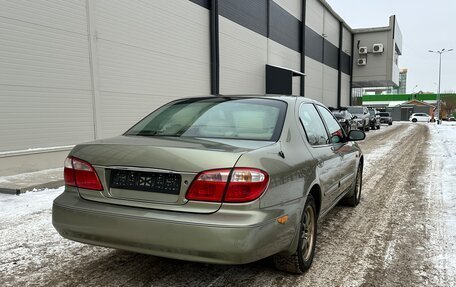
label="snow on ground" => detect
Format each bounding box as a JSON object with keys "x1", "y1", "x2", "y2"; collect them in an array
[
  {"x1": 426, "y1": 122, "x2": 456, "y2": 282},
  {"x1": 0, "y1": 187, "x2": 64, "y2": 219},
  {"x1": 0, "y1": 168, "x2": 63, "y2": 185},
  {"x1": 0, "y1": 122, "x2": 456, "y2": 286}
]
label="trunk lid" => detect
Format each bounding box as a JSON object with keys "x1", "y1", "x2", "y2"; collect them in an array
[{"x1": 70, "y1": 136, "x2": 273, "y2": 213}]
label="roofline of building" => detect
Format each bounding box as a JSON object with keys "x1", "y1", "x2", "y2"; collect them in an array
[{"x1": 318, "y1": 0, "x2": 394, "y2": 34}]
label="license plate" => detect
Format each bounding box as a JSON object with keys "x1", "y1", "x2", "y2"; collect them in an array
[{"x1": 110, "y1": 169, "x2": 181, "y2": 195}]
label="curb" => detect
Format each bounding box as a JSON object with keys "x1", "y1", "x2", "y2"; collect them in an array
[{"x1": 0, "y1": 180, "x2": 64, "y2": 195}]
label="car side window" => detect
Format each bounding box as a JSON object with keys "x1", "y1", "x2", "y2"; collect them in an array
[
  {"x1": 299, "y1": 104, "x2": 329, "y2": 146},
  {"x1": 316, "y1": 105, "x2": 345, "y2": 141}
]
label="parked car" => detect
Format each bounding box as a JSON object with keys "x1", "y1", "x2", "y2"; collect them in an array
[
  {"x1": 331, "y1": 108, "x2": 358, "y2": 135},
  {"x1": 449, "y1": 116, "x2": 455, "y2": 121},
  {"x1": 368, "y1": 108, "x2": 381, "y2": 130},
  {"x1": 378, "y1": 112, "x2": 393, "y2": 125},
  {"x1": 53, "y1": 96, "x2": 365, "y2": 274},
  {"x1": 409, "y1": 113, "x2": 430, "y2": 123},
  {"x1": 347, "y1": 106, "x2": 370, "y2": 131}
]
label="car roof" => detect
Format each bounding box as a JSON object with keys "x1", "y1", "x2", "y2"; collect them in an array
[{"x1": 176, "y1": 95, "x2": 322, "y2": 105}]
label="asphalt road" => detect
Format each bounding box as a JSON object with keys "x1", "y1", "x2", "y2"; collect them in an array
[{"x1": 1, "y1": 123, "x2": 454, "y2": 287}]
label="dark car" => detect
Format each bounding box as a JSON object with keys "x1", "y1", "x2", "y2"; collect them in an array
[
  {"x1": 368, "y1": 108, "x2": 381, "y2": 130},
  {"x1": 378, "y1": 112, "x2": 393, "y2": 125},
  {"x1": 53, "y1": 95, "x2": 365, "y2": 274},
  {"x1": 347, "y1": 106, "x2": 370, "y2": 132},
  {"x1": 332, "y1": 109, "x2": 358, "y2": 135}
]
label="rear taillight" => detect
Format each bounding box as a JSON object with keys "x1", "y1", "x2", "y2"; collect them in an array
[
  {"x1": 64, "y1": 156, "x2": 103, "y2": 191},
  {"x1": 186, "y1": 168, "x2": 269, "y2": 203}
]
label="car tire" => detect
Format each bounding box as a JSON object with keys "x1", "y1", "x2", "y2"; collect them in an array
[
  {"x1": 377, "y1": 124, "x2": 380, "y2": 129},
  {"x1": 364, "y1": 123, "x2": 370, "y2": 132},
  {"x1": 342, "y1": 164, "x2": 362, "y2": 207},
  {"x1": 388, "y1": 122, "x2": 392, "y2": 125},
  {"x1": 412, "y1": 118, "x2": 417, "y2": 123},
  {"x1": 273, "y1": 194, "x2": 317, "y2": 274}
]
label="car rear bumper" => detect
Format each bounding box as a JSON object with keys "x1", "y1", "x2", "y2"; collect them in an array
[{"x1": 52, "y1": 190, "x2": 297, "y2": 265}]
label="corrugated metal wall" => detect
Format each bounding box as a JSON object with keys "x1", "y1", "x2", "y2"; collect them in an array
[
  {"x1": 0, "y1": 0, "x2": 352, "y2": 156},
  {"x1": 94, "y1": 0, "x2": 210, "y2": 138},
  {"x1": 0, "y1": 0, "x2": 94, "y2": 153}
]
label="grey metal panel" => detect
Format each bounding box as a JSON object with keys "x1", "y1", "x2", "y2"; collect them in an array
[
  {"x1": 219, "y1": 0, "x2": 268, "y2": 36},
  {"x1": 324, "y1": 40, "x2": 339, "y2": 70},
  {"x1": 0, "y1": 0, "x2": 94, "y2": 153},
  {"x1": 189, "y1": 0, "x2": 210, "y2": 9},
  {"x1": 305, "y1": 26, "x2": 323, "y2": 63},
  {"x1": 341, "y1": 52, "x2": 351, "y2": 75},
  {"x1": 219, "y1": 17, "x2": 267, "y2": 94},
  {"x1": 269, "y1": 1, "x2": 301, "y2": 52},
  {"x1": 95, "y1": 0, "x2": 211, "y2": 138}
]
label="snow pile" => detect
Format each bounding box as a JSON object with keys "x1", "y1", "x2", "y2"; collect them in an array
[{"x1": 426, "y1": 121, "x2": 456, "y2": 282}]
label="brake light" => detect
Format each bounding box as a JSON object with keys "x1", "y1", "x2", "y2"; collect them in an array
[
  {"x1": 185, "y1": 169, "x2": 230, "y2": 202},
  {"x1": 64, "y1": 156, "x2": 103, "y2": 191},
  {"x1": 224, "y1": 169, "x2": 269, "y2": 203},
  {"x1": 186, "y1": 168, "x2": 269, "y2": 203}
]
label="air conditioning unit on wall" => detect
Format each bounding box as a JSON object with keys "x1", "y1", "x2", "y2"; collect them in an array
[
  {"x1": 357, "y1": 58, "x2": 367, "y2": 66},
  {"x1": 373, "y1": 43, "x2": 384, "y2": 53},
  {"x1": 359, "y1": 47, "x2": 368, "y2": 54}
]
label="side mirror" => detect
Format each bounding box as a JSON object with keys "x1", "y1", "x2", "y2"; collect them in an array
[
  {"x1": 348, "y1": 130, "x2": 366, "y2": 141},
  {"x1": 331, "y1": 135, "x2": 343, "y2": 143}
]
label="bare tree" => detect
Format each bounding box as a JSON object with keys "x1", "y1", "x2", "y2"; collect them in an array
[{"x1": 441, "y1": 90, "x2": 456, "y2": 117}]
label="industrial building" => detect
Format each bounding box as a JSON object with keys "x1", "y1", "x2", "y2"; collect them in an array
[{"x1": 0, "y1": 0, "x2": 403, "y2": 175}]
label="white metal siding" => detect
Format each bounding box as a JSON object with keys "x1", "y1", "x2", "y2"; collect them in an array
[
  {"x1": 219, "y1": 17, "x2": 267, "y2": 95},
  {"x1": 341, "y1": 73, "x2": 351, "y2": 107},
  {"x1": 268, "y1": 39, "x2": 301, "y2": 96},
  {"x1": 94, "y1": 0, "x2": 210, "y2": 137},
  {"x1": 273, "y1": 0, "x2": 302, "y2": 21},
  {"x1": 342, "y1": 27, "x2": 352, "y2": 56},
  {"x1": 306, "y1": 0, "x2": 323, "y2": 35},
  {"x1": 323, "y1": 10, "x2": 339, "y2": 48},
  {"x1": 305, "y1": 57, "x2": 323, "y2": 102},
  {"x1": 268, "y1": 39, "x2": 301, "y2": 71},
  {"x1": 322, "y1": 66, "x2": 338, "y2": 107},
  {"x1": 0, "y1": 0, "x2": 93, "y2": 153}
]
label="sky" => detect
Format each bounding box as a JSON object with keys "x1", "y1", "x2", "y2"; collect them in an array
[{"x1": 325, "y1": 0, "x2": 456, "y2": 94}]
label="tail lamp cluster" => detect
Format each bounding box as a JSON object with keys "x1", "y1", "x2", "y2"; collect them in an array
[
  {"x1": 64, "y1": 156, "x2": 269, "y2": 203},
  {"x1": 64, "y1": 156, "x2": 103, "y2": 191},
  {"x1": 185, "y1": 168, "x2": 269, "y2": 203}
]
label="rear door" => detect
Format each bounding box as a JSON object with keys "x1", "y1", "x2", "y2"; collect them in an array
[
  {"x1": 298, "y1": 103, "x2": 341, "y2": 212},
  {"x1": 316, "y1": 105, "x2": 357, "y2": 197}
]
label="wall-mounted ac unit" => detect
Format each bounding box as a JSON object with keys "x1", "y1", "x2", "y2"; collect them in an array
[
  {"x1": 373, "y1": 44, "x2": 384, "y2": 53},
  {"x1": 359, "y1": 47, "x2": 368, "y2": 54},
  {"x1": 357, "y1": 58, "x2": 367, "y2": 66}
]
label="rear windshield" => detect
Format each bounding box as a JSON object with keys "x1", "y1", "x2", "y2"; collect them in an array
[
  {"x1": 347, "y1": 107, "x2": 363, "y2": 114},
  {"x1": 125, "y1": 97, "x2": 287, "y2": 141},
  {"x1": 379, "y1": 112, "x2": 390, "y2": 117}
]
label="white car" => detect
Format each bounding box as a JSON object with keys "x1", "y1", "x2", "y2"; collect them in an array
[{"x1": 409, "y1": 113, "x2": 430, "y2": 123}]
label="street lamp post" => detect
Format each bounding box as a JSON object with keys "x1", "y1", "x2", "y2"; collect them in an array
[{"x1": 428, "y1": 48, "x2": 454, "y2": 124}]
